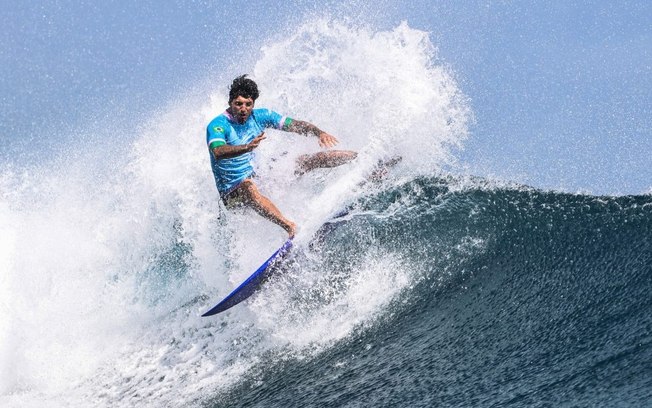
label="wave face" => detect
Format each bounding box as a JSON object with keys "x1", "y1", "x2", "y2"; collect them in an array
[
  {"x1": 2, "y1": 17, "x2": 650, "y2": 408},
  {"x1": 213, "y1": 178, "x2": 652, "y2": 407}
]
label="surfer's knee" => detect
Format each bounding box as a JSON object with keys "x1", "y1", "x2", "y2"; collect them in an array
[
  {"x1": 320, "y1": 150, "x2": 357, "y2": 168},
  {"x1": 295, "y1": 150, "x2": 357, "y2": 174},
  {"x1": 239, "y1": 178, "x2": 255, "y2": 189},
  {"x1": 338, "y1": 150, "x2": 358, "y2": 161},
  {"x1": 236, "y1": 179, "x2": 260, "y2": 200}
]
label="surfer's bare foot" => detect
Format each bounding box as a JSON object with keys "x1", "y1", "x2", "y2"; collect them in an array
[{"x1": 284, "y1": 221, "x2": 297, "y2": 239}]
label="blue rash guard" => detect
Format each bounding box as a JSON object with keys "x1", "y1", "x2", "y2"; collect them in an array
[{"x1": 206, "y1": 108, "x2": 293, "y2": 194}]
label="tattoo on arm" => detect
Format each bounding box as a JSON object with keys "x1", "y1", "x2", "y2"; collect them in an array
[{"x1": 288, "y1": 120, "x2": 323, "y2": 137}]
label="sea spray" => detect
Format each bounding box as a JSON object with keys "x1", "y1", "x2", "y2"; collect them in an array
[
  {"x1": 253, "y1": 19, "x2": 469, "y2": 235},
  {"x1": 0, "y1": 19, "x2": 469, "y2": 407}
]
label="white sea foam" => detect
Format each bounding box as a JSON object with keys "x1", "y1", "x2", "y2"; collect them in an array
[{"x1": 0, "y1": 18, "x2": 469, "y2": 407}]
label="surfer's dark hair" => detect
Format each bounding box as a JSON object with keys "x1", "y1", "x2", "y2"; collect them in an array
[{"x1": 229, "y1": 75, "x2": 259, "y2": 103}]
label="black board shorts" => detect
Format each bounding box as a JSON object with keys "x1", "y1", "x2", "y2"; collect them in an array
[{"x1": 220, "y1": 175, "x2": 255, "y2": 207}]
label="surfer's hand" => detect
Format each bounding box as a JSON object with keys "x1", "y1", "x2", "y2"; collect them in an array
[
  {"x1": 247, "y1": 132, "x2": 266, "y2": 151},
  {"x1": 318, "y1": 132, "x2": 338, "y2": 148}
]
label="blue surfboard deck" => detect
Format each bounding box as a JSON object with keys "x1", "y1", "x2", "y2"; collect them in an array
[{"x1": 202, "y1": 239, "x2": 293, "y2": 316}]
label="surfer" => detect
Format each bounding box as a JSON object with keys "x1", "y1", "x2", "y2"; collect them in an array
[{"x1": 207, "y1": 75, "x2": 357, "y2": 238}]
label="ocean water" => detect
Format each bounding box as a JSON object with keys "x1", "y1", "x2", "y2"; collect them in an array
[
  {"x1": 214, "y1": 179, "x2": 652, "y2": 407},
  {"x1": 2, "y1": 18, "x2": 651, "y2": 407}
]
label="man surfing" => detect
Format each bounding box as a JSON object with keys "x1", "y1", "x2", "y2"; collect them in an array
[{"x1": 207, "y1": 75, "x2": 357, "y2": 238}]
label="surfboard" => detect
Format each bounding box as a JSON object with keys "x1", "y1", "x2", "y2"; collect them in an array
[
  {"x1": 202, "y1": 155, "x2": 401, "y2": 317},
  {"x1": 202, "y1": 239, "x2": 293, "y2": 316}
]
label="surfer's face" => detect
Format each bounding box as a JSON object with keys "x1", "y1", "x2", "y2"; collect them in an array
[{"x1": 229, "y1": 96, "x2": 255, "y2": 124}]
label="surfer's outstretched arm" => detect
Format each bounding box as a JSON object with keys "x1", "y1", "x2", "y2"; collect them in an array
[
  {"x1": 211, "y1": 133, "x2": 266, "y2": 159},
  {"x1": 286, "y1": 120, "x2": 339, "y2": 148},
  {"x1": 285, "y1": 119, "x2": 357, "y2": 174}
]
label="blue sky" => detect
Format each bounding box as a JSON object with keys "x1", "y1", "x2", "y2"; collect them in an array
[{"x1": 2, "y1": 0, "x2": 650, "y2": 194}]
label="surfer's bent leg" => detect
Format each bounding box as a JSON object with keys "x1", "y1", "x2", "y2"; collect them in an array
[
  {"x1": 295, "y1": 150, "x2": 358, "y2": 175},
  {"x1": 367, "y1": 155, "x2": 403, "y2": 182},
  {"x1": 235, "y1": 179, "x2": 296, "y2": 238}
]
